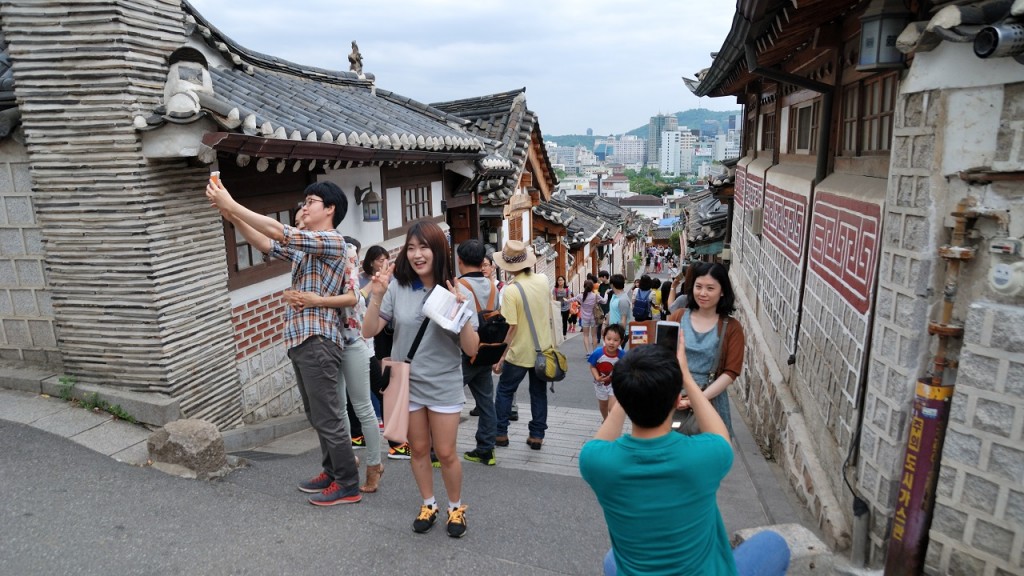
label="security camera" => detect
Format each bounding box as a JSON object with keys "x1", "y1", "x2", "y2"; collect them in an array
[{"x1": 974, "y1": 22, "x2": 1024, "y2": 59}]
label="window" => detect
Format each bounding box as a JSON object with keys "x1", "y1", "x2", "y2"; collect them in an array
[
  {"x1": 840, "y1": 72, "x2": 898, "y2": 156},
  {"x1": 789, "y1": 100, "x2": 820, "y2": 154},
  {"x1": 761, "y1": 112, "x2": 776, "y2": 151},
  {"x1": 402, "y1": 184, "x2": 430, "y2": 224},
  {"x1": 509, "y1": 213, "x2": 523, "y2": 241},
  {"x1": 224, "y1": 198, "x2": 301, "y2": 290},
  {"x1": 841, "y1": 84, "x2": 859, "y2": 155},
  {"x1": 861, "y1": 74, "x2": 896, "y2": 153}
]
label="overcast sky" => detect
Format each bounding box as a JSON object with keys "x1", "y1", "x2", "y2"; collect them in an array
[{"x1": 188, "y1": 0, "x2": 740, "y2": 136}]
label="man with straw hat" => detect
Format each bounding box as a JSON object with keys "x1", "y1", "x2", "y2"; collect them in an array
[{"x1": 491, "y1": 240, "x2": 554, "y2": 451}]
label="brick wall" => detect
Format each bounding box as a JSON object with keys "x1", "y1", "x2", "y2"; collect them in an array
[
  {"x1": 0, "y1": 137, "x2": 60, "y2": 367},
  {"x1": 231, "y1": 291, "x2": 301, "y2": 424}
]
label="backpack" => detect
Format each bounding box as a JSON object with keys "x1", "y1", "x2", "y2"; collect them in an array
[
  {"x1": 632, "y1": 289, "x2": 652, "y2": 320},
  {"x1": 458, "y1": 278, "x2": 509, "y2": 366}
]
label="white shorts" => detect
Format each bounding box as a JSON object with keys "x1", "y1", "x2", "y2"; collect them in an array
[
  {"x1": 408, "y1": 401, "x2": 464, "y2": 414},
  {"x1": 594, "y1": 381, "x2": 615, "y2": 401}
]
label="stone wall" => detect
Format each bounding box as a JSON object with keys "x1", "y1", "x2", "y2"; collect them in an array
[
  {"x1": 231, "y1": 291, "x2": 300, "y2": 423},
  {"x1": 1, "y1": 1, "x2": 242, "y2": 428},
  {"x1": 926, "y1": 304, "x2": 1024, "y2": 575},
  {"x1": 862, "y1": 55, "x2": 1024, "y2": 570},
  {"x1": 0, "y1": 137, "x2": 60, "y2": 366}
]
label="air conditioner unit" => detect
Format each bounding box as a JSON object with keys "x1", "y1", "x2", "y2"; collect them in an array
[{"x1": 749, "y1": 207, "x2": 764, "y2": 236}]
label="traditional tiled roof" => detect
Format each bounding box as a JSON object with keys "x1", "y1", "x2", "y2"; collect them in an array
[
  {"x1": 138, "y1": 1, "x2": 488, "y2": 165},
  {"x1": 534, "y1": 194, "x2": 613, "y2": 246},
  {"x1": 432, "y1": 88, "x2": 549, "y2": 205},
  {"x1": 618, "y1": 194, "x2": 665, "y2": 207}
]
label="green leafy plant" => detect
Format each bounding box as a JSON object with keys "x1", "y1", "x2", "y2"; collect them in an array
[
  {"x1": 57, "y1": 379, "x2": 136, "y2": 424},
  {"x1": 57, "y1": 375, "x2": 76, "y2": 401}
]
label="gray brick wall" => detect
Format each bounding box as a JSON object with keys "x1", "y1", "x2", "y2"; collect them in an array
[
  {"x1": 857, "y1": 88, "x2": 943, "y2": 565},
  {"x1": 0, "y1": 139, "x2": 61, "y2": 367},
  {"x1": 926, "y1": 303, "x2": 1024, "y2": 575}
]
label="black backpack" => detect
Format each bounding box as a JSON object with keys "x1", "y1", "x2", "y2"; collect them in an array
[{"x1": 458, "y1": 278, "x2": 509, "y2": 366}]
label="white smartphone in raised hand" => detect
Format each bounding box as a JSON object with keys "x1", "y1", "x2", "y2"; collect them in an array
[{"x1": 655, "y1": 321, "x2": 680, "y2": 352}]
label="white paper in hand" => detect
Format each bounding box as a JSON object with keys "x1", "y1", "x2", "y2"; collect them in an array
[{"x1": 422, "y1": 285, "x2": 473, "y2": 333}]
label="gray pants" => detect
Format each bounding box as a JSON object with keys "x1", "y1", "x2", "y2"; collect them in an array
[
  {"x1": 339, "y1": 339, "x2": 382, "y2": 466},
  {"x1": 288, "y1": 336, "x2": 359, "y2": 490}
]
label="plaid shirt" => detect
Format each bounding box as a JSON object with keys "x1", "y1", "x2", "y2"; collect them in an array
[{"x1": 269, "y1": 226, "x2": 348, "y2": 350}]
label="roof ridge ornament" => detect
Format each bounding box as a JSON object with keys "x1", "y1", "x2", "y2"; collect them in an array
[{"x1": 348, "y1": 41, "x2": 365, "y2": 78}]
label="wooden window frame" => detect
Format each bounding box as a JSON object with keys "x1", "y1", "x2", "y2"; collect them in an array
[
  {"x1": 381, "y1": 165, "x2": 444, "y2": 241},
  {"x1": 224, "y1": 196, "x2": 301, "y2": 290},
  {"x1": 402, "y1": 183, "x2": 431, "y2": 224},
  {"x1": 788, "y1": 99, "x2": 820, "y2": 155},
  {"x1": 840, "y1": 71, "x2": 898, "y2": 157},
  {"x1": 761, "y1": 112, "x2": 776, "y2": 152}
]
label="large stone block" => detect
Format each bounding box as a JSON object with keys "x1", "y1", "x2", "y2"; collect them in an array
[
  {"x1": 962, "y1": 471, "x2": 1000, "y2": 516},
  {"x1": 972, "y1": 518, "x2": 1015, "y2": 561},
  {"x1": 931, "y1": 501, "x2": 968, "y2": 541},
  {"x1": 988, "y1": 442, "x2": 1024, "y2": 483},
  {"x1": 0, "y1": 229, "x2": 23, "y2": 256},
  {"x1": 974, "y1": 398, "x2": 1015, "y2": 438},
  {"x1": 943, "y1": 428, "x2": 983, "y2": 467},
  {"x1": 147, "y1": 418, "x2": 226, "y2": 477}
]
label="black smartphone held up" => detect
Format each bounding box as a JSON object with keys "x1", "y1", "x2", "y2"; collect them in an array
[{"x1": 655, "y1": 321, "x2": 680, "y2": 352}]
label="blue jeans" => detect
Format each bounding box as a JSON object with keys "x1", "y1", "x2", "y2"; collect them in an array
[
  {"x1": 495, "y1": 361, "x2": 547, "y2": 440},
  {"x1": 463, "y1": 359, "x2": 497, "y2": 451},
  {"x1": 603, "y1": 530, "x2": 790, "y2": 576}
]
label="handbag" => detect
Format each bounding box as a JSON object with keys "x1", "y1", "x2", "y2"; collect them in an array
[
  {"x1": 674, "y1": 317, "x2": 729, "y2": 436},
  {"x1": 379, "y1": 317, "x2": 429, "y2": 444},
  {"x1": 514, "y1": 283, "x2": 568, "y2": 387}
]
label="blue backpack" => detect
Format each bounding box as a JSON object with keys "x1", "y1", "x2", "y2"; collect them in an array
[{"x1": 632, "y1": 289, "x2": 652, "y2": 319}]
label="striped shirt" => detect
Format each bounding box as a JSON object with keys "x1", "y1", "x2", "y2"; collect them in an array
[{"x1": 269, "y1": 225, "x2": 348, "y2": 350}]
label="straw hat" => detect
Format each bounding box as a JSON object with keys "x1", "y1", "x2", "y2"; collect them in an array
[{"x1": 492, "y1": 240, "x2": 537, "y2": 272}]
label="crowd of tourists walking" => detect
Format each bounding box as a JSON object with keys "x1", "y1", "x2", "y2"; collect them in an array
[{"x1": 204, "y1": 175, "x2": 789, "y2": 574}]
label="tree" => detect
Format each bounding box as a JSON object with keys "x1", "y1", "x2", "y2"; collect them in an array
[{"x1": 669, "y1": 231, "x2": 681, "y2": 255}]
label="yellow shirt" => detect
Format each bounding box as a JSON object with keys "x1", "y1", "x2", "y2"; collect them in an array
[
  {"x1": 501, "y1": 271, "x2": 554, "y2": 367},
  {"x1": 651, "y1": 288, "x2": 662, "y2": 315}
]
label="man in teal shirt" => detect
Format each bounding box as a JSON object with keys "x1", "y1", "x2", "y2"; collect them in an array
[{"x1": 579, "y1": 343, "x2": 790, "y2": 575}]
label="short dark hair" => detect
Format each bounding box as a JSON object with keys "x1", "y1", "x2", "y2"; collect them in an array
[
  {"x1": 685, "y1": 262, "x2": 736, "y2": 315},
  {"x1": 603, "y1": 323, "x2": 625, "y2": 341},
  {"x1": 304, "y1": 181, "x2": 347, "y2": 228},
  {"x1": 639, "y1": 274, "x2": 654, "y2": 291},
  {"x1": 456, "y1": 239, "x2": 485, "y2": 267},
  {"x1": 343, "y1": 235, "x2": 361, "y2": 253},
  {"x1": 610, "y1": 273, "x2": 625, "y2": 290},
  {"x1": 611, "y1": 344, "x2": 682, "y2": 428},
  {"x1": 362, "y1": 245, "x2": 388, "y2": 276},
  {"x1": 599, "y1": 270, "x2": 609, "y2": 279}
]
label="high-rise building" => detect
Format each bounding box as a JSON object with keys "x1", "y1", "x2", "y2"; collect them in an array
[
  {"x1": 596, "y1": 134, "x2": 646, "y2": 165},
  {"x1": 659, "y1": 127, "x2": 697, "y2": 176},
  {"x1": 647, "y1": 114, "x2": 678, "y2": 167}
]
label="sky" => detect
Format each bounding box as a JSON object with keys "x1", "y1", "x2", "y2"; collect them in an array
[{"x1": 187, "y1": 0, "x2": 740, "y2": 136}]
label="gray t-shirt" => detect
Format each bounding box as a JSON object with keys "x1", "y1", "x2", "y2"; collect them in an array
[{"x1": 379, "y1": 279, "x2": 465, "y2": 407}]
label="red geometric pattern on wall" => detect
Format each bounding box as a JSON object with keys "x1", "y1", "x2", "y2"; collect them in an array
[
  {"x1": 746, "y1": 172, "x2": 764, "y2": 209},
  {"x1": 809, "y1": 192, "x2": 881, "y2": 315},
  {"x1": 735, "y1": 167, "x2": 746, "y2": 208},
  {"x1": 763, "y1": 184, "x2": 807, "y2": 265},
  {"x1": 231, "y1": 292, "x2": 287, "y2": 361}
]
